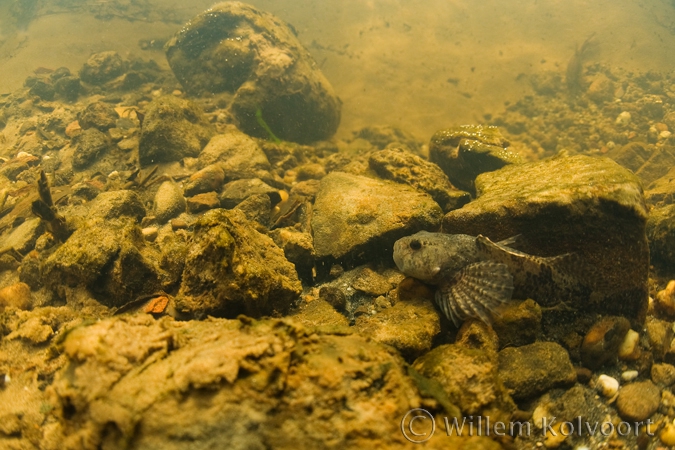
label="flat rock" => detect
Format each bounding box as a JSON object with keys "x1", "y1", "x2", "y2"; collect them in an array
[
  {"x1": 166, "y1": 2, "x2": 341, "y2": 143},
  {"x1": 368, "y1": 147, "x2": 470, "y2": 212},
  {"x1": 139, "y1": 95, "x2": 214, "y2": 165},
  {"x1": 199, "y1": 131, "x2": 271, "y2": 181},
  {"x1": 220, "y1": 178, "x2": 277, "y2": 209},
  {"x1": 443, "y1": 154, "x2": 649, "y2": 320},
  {"x1": 312, "y1": 171, "x2": 443, "y2": 266},
  {"x1": 498, "y1": 342, "x2": 576, "y2": 400},
  {"x1": 175, "y1": 209, "x2": 301, "y2": 318},
  {"x1": 1, "y1": 218, "x2": 45, "y2": 254},
  {"x1": 354, "y1": 298, "x2": 440, "y2": 360}
]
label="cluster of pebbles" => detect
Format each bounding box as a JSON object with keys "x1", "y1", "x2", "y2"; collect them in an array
[{"x1": 0, "y1": 2, "x2": 674, "y2": 449}]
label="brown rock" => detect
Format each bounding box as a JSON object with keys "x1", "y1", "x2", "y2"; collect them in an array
[
  {"x1": 491, "y1": 299, "x2": 542, "y2": 348},
  {"x1": 651, "y1": 363, "x2": 675, "y2": 387},
  {"x1": 187, "y1": 192, "x2": 220, "y2": 213},
  {"x1": 615, "y1": 380, "x2": 660, "y2": 421},
  {"x1": 355, "y1": 297, "x2": 440, "y2": 360},
  {"x1": 580, "y1": 316, "x2": 631, "y2": 370},
  {"x1": 498, "y1": 342, "x2": 576, "y2": 400}
]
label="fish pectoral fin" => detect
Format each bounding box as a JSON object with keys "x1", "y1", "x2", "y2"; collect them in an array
[
  {"x1": 435, "y1": 261, "x2": 514, "y2": 326},
  {"x1": 496, "y1": 234, "x2": 522, "y2": 248}
]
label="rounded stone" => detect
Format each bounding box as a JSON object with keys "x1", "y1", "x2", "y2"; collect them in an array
[{"x1": 615, "y1": 380, "x2": 660, "y2": 421}]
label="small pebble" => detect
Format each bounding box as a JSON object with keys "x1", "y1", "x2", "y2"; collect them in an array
[
  {"x1": 661, "y1": 422, "x2": 675, "y2": 446},
  {"x1": 596, "y1": 374, "x2": 619, "y2": 397},
  {"x1": 660, "y1": 130, "x2": 672, "y2": 140},
  {"x1": 141, "y1": 227, "x2": 158, "y2": 242},
  {"x1": 615, "y1": 111, "x2": 631, "y2": 126},
  {"x1": 655, "y1": 280, "x2": 675, "y2": 316},
  {"x1": 621, "y1": 370, "x2": 638, "y2": 382},
  {"x1": 0, "y1": 282, "x2": 32, "y2": 311},
  {"x1": 618, "y1": 329, "x2": 641, "y2": 360}
]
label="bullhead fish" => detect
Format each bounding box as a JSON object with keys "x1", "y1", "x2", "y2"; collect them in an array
[{"x1": 393, "y1": 231, "x2": 576, "y2": 326}]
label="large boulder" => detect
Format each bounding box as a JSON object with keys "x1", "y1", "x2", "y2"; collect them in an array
[
  {"x1": 311, "y1": 171, "x2": 443, "y2": 268},
  {"x1": 443, "y1": 154, "x2": 649, "y2": 320},
  {"x1": 165, "y1": 2, "x2": 341, "y2": 143},
  {"x1": 174, "y1": 209, "x2": 301, "y2": 318}
]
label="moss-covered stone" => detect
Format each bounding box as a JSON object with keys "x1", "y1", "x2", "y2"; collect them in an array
[
  {"x1": 165, "y1": 2, "x2": 341, "y2": 143},
  {"x1": 42, "y1": 218, "x2": 162, "y2": 306},
  {"x1": 498, "y1": 342, "x2": 576, "y2": 400},
  {"x1": 368, "y1": 147, "x2": 471, "y2": 212},
  {"x1": 429, "y1": 125, "x2": 521, "y2": 193},
  {"x1": 138, "y1": 95, "x2": 214, "y2": 165},
  {"x1": 413, "y1": 343, "x2": 515, "y2": 422},
  {"x1": 175, "y1": 209, "x2": 301, "y2": 318}
]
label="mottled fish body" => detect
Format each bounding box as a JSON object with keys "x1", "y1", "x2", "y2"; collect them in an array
[{"x1": 393, "y1": 231, "x2": 574, "y2": 326}]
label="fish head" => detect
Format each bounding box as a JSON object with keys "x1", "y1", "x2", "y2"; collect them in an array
[{"x1": 393, "y1": 231, "x2": 478, "y2": 284}]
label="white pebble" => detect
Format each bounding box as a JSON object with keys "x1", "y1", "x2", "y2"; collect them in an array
[
  {"x1": 615, "y1": 111, "x2": 631, "y2": 126},
  {"x1": 621, "y1": 370, "x2": 639, "y2": 382},
  {"x1": 16, "y1": 151, "x2": 33, "y2": 158},
  {"x1": 660, "y1": 130, "x2": 672, "y2": 140},
  {"x1": 108, "y1": 170, "x2": 120, "y2": 179},
  {"x1": 618, "y1": 329, "x2": 640, "y2": 360},
  {"x1": 596, "y1": 374, "x2": 619, "y2": 397}
]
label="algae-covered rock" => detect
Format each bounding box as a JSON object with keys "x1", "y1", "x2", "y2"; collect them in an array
[
  {"x1": 77, "y1": 101, "x2": 117, "y2": 131},
  {"x1": 368, "y1": 147, "x2": 471, "y2": 212},
  {"x1": 429, "y1": 125, "x2": 521, "y2": 193},
  {"x1": 175, "y1": 209, "x2": 301, "y2": 318},
  {"x1": 354, "y1": 297, "x2": 440, "y2": 360},
  {"x1": 412, "y1": 343, "x2": 515, "y2": 421},
  {"x1": 72, "y1": 128, "x2": 111, "y2": 170},
  {"x1": 79, "y1": 51, "x2": 126, "y2": 85},
  {"x1": 443, "y1": 154, "x2": 649, "y2": 320},
  {"x1": 153, "y1": 180, "x2": 186, "y2": 224},
  {"x1": 1, "y1": 218, "x2": 45, "y2": 254},
  {"x1": 138, "y1": 95, "x2": 214, "y2": 165},
  {"x1": 312, "y1": 171, "x2": 443, "y2": 266},
  {"x1": 47, "y1": 315, "x2": 478, "y2": 450},
  {"x1": 198, "y1": 131, "x2": 271, "y2": 180},
  {"x1": 498, "y1": 342, "x2": 576, "y2": 400},
  {"x1": 42, "y1": 218, "x2": 162, "y2": 305},
  {"x1": 165, "y1": 2, "x2": 341, "y2": 143},
  {"x1": 88, "y1": 190, "x2": 146, "y2": 222}
]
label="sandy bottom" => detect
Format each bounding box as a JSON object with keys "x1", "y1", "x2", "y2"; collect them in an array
[{"x1": 2, "y1": 0, "x2": 675, "y2": 141}]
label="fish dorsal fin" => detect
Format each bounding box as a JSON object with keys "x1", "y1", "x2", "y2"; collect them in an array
[{"x1": 435, "y1": 261, "x2": 514, "y2": 326}]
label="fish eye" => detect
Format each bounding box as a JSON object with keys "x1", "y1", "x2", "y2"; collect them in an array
[{"x1": 409, "y1": 240, "x2": 421, "y2": 250}]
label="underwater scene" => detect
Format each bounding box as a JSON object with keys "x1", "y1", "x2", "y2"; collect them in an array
[{"x1": 2, "y1": 0, "x2": 675, "y2": 449}]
